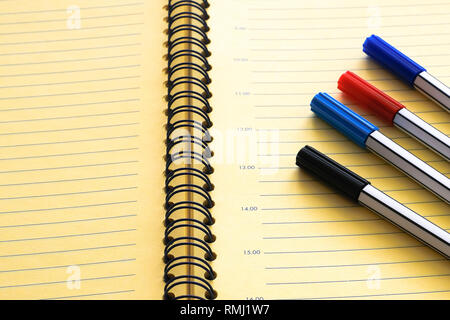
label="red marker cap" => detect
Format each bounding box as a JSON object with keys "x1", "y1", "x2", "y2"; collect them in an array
[{"x1": 337, "y1": 71, "x2": 405, "y2": 124}]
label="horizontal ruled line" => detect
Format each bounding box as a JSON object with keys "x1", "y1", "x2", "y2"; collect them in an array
[
  {"x1": 0, "y1": 258, "x2": 136, "y2": 273},
  {"x1": 0, "y1": 214, "x2": 137, "y2": 229},
  {"x1": 0, "y1": 229, "x2": 136, "y2": 243},
  {"x1": 0, "y1": 23, "x2": 144, "y2": 36},
  {"x1": 263, "y1": 229, "x2": 450, "y2": 240},
  {"x1": 261, "y1": 200, "x2": 443, "y2": 211},
  {"x1": 0, "y1": 88, "x2": 140, "y2": 101},
  {"x1": 0, "y1": 64, "x2": 140, "y2": 77},
  {"x1": 0, "y1": 274, "x2": 136, "y2": 289},
  {"x1": 258, "y1": 173, "x2": 450, "y2": 183},
  {"x1": 0, "y1": 13, "x2": 143, "y2": 26},
  {"x1": 45, "y1": 289, "x2": 135, "y2": 300},
  {"x1": 0, "y1": 54, "x2": 140, "y2": 67},
  {"x1": 252, "y1": 68, "x2": 383, "y2": 73},
  {"x1": 0, "y1": 2, "x2": 144, "y2": 16},
  {"x1": 261, "y1": 213, "x2": 449, "y2": 226},
  {"x1": 262, "y1": 205, "x2": 359, "y2": 211},
  {"x1": 264, "y1": 244, "x2": 424, "y2": 255},
  {"x1": 250, "y1": 42, "x2": 450, "y2": 51},
  {"x1": 251, "y1": 65, "x2": 448, "y2": 73},
  {"x1": 0, "y1": 186, "x2": 137, "y2": 201},
  {"x1": 0, "y1": 122, "x2": 139, "y2": 136},
  {"x1": 257, "y1": 137, "x2": 421, "y2": 144},
  {"x1": 0, "y1": 75, "x2": 140, "y2": 89},
  {"x1": 0, "y1": 160, "x2": 138, "y2": 174},
  {"x1": 0, "y1": 173, "x2": 138, "y2": 187},
  {"x1": 252, "y1": 110, "x2": 447, "y2": 118},
  {"x1": 0, "y1": 135, "x2": 138, "y2": 148},
  {"x1": 265, "y1": 258, "x2": 446, "y2": 270},
  {"x1": 0, "y1": 43, "x2": 141, "y2": 56},
  {"x1": 0, "y1": 243, "x2": 136, "y2": 258},
  {"x1": 0, "y1": 33, "x2": 141, "y2": 46},
  {"x1": 0, "y1": 148, "x2": 138, "y2": 162},
  {"x1": 0, "y1": 200, "x2": 137, "y2": 215},
  {"x1": 263, "y1": 218, "x2": 379, "y2": 225},
  {"x1": 248, "y1": 23, "x2": 450, "y2": 32},
  {"x1": 253, "y1": 99, "x2": 441, "y2": 109},
  {"x1": 249, "y1": 12, "x2": 450, "y2": 21},
  {"x1": 256, "y1": 148, "x2": 426, "y2": 156},
  {"x1": 250, "y1": 32, "x2": 450, "y2": 41},
  {"x1": 260, "y1": 191, "x2": 335, "y2": 197},
  {"x1": 250, "y1": 53, "x2": 450, "y2": 62},
  {"x1": 266, "y1": 273, "x2": 450, "y2": 286},
  {"x1": 303, "y1": 290, "x2": 450, "y2": 300},
  {"x1": 255, "y1": 115, "x2": 313, "y2": 119},
  {"x1": 259, "y1": 187, "x2": 424, "y2": 197},
  {"x1": 0, "y1": 98, "x2": 139, "y2": 112},
  {"x1": 0, "y1": 110, "x2": 139, "y2": 124},
  {"x1": 255, "y1": 120, "x2": 448, "y2": 130},
  {"x1": 263, "y1": 231, "x2": 405, "y2": 240},
  {"x1": 258, "y1": 160, "x2": 447, "y2": 170},
  {"x1": 250, "y1": 3, "x2": 450, "y2": 10}
]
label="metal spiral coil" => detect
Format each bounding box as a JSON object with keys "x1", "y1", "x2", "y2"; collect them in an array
[{"x1": 164, "y1": 0, "x2": 216, "y2": 300}]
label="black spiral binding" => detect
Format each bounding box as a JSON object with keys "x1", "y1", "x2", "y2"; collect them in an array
[{"x1": 164, "y1": 0, "x2": 216, "y2": 300}]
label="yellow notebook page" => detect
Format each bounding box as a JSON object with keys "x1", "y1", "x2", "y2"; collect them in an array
[
  {"x1": 0, "y1": 1, "x2": 166, "y2": 299},
  {"x1": 209, "y1": 0, "x2": 450, "y2": 299}
]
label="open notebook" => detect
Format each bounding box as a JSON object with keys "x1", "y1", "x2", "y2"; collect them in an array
[{"x1": 0, "y1": 0, "x2": 448, "y2": 300}]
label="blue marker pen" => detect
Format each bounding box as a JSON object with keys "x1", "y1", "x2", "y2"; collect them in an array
[
  {"x1": 363, "y1": 35, "x2": 450, "y2": 112},
  {"x1": 311, "y1": 93, "x2": 450, "y2": 203}
]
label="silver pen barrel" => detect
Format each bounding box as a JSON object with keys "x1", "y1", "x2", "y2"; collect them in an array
[
  {"x1": 366, "y1": 130, "x2": 450, "y2": 203},
  {"x1": 414, "y1": 71, "x2": 450, "y2": 113},
  {"x1": 359, "y1": 185, "x2": 450, "y2": 258},
  {"x1": 393, "y1": 108, "x2": 450, "y2": 160}
]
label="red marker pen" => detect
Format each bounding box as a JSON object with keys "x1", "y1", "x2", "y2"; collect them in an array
[{"x1": 338, "y1": 71, "x2": 450, "y2": 160}]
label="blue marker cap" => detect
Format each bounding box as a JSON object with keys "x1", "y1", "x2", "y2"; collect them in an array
[
  {"x1": 363, "y1": 35, "x2": 426, "y2": 86},
  {"x1": 310, "y1": 93, "x2": 378, "y2": 148}
]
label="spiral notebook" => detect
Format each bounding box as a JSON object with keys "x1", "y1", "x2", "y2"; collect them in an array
[{"x1": 0, "y1": 0, "x2": 448, "y2": 300}]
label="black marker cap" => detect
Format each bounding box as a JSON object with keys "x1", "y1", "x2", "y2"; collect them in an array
[{"x1": 296, "y1": 145, "x2": 370, "y2": 201}]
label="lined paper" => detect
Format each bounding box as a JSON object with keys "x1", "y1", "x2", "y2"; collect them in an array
[
  {"x1": 0, "y1": 1, "x2": 166, "y2": 299},
  {"x1": 209, "y1": 0, "x2": 450, "y2": 299}
]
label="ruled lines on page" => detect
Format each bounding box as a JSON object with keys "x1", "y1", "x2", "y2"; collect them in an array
[
  {"x1": 209, "y1": 0, "x2": 450, "y2": 300},
  {"x1": 0, "y1": 1, "x2": 166, "y2": 299}
]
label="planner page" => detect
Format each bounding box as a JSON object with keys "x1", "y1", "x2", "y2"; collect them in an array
[
  {"x1": 209, "y1": 0, "x2": 450, "y2": 299},
  {"x1": 0, "y1": 0, "x2": 166, "y2": 299}
]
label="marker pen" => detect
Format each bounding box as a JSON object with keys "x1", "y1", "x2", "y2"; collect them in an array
[
  {"x1": 363, "y1": 35, "x2": 450, "y2": 112},
  {"x1": 296, "y1": 145, "x2": 450, "y2": 259},
  {"x1": 338, "y1": 71, "x2": 450, "y2": 160},
  {"x1": 310, "y1": 92, "x2": 450, "y2": 203}
]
